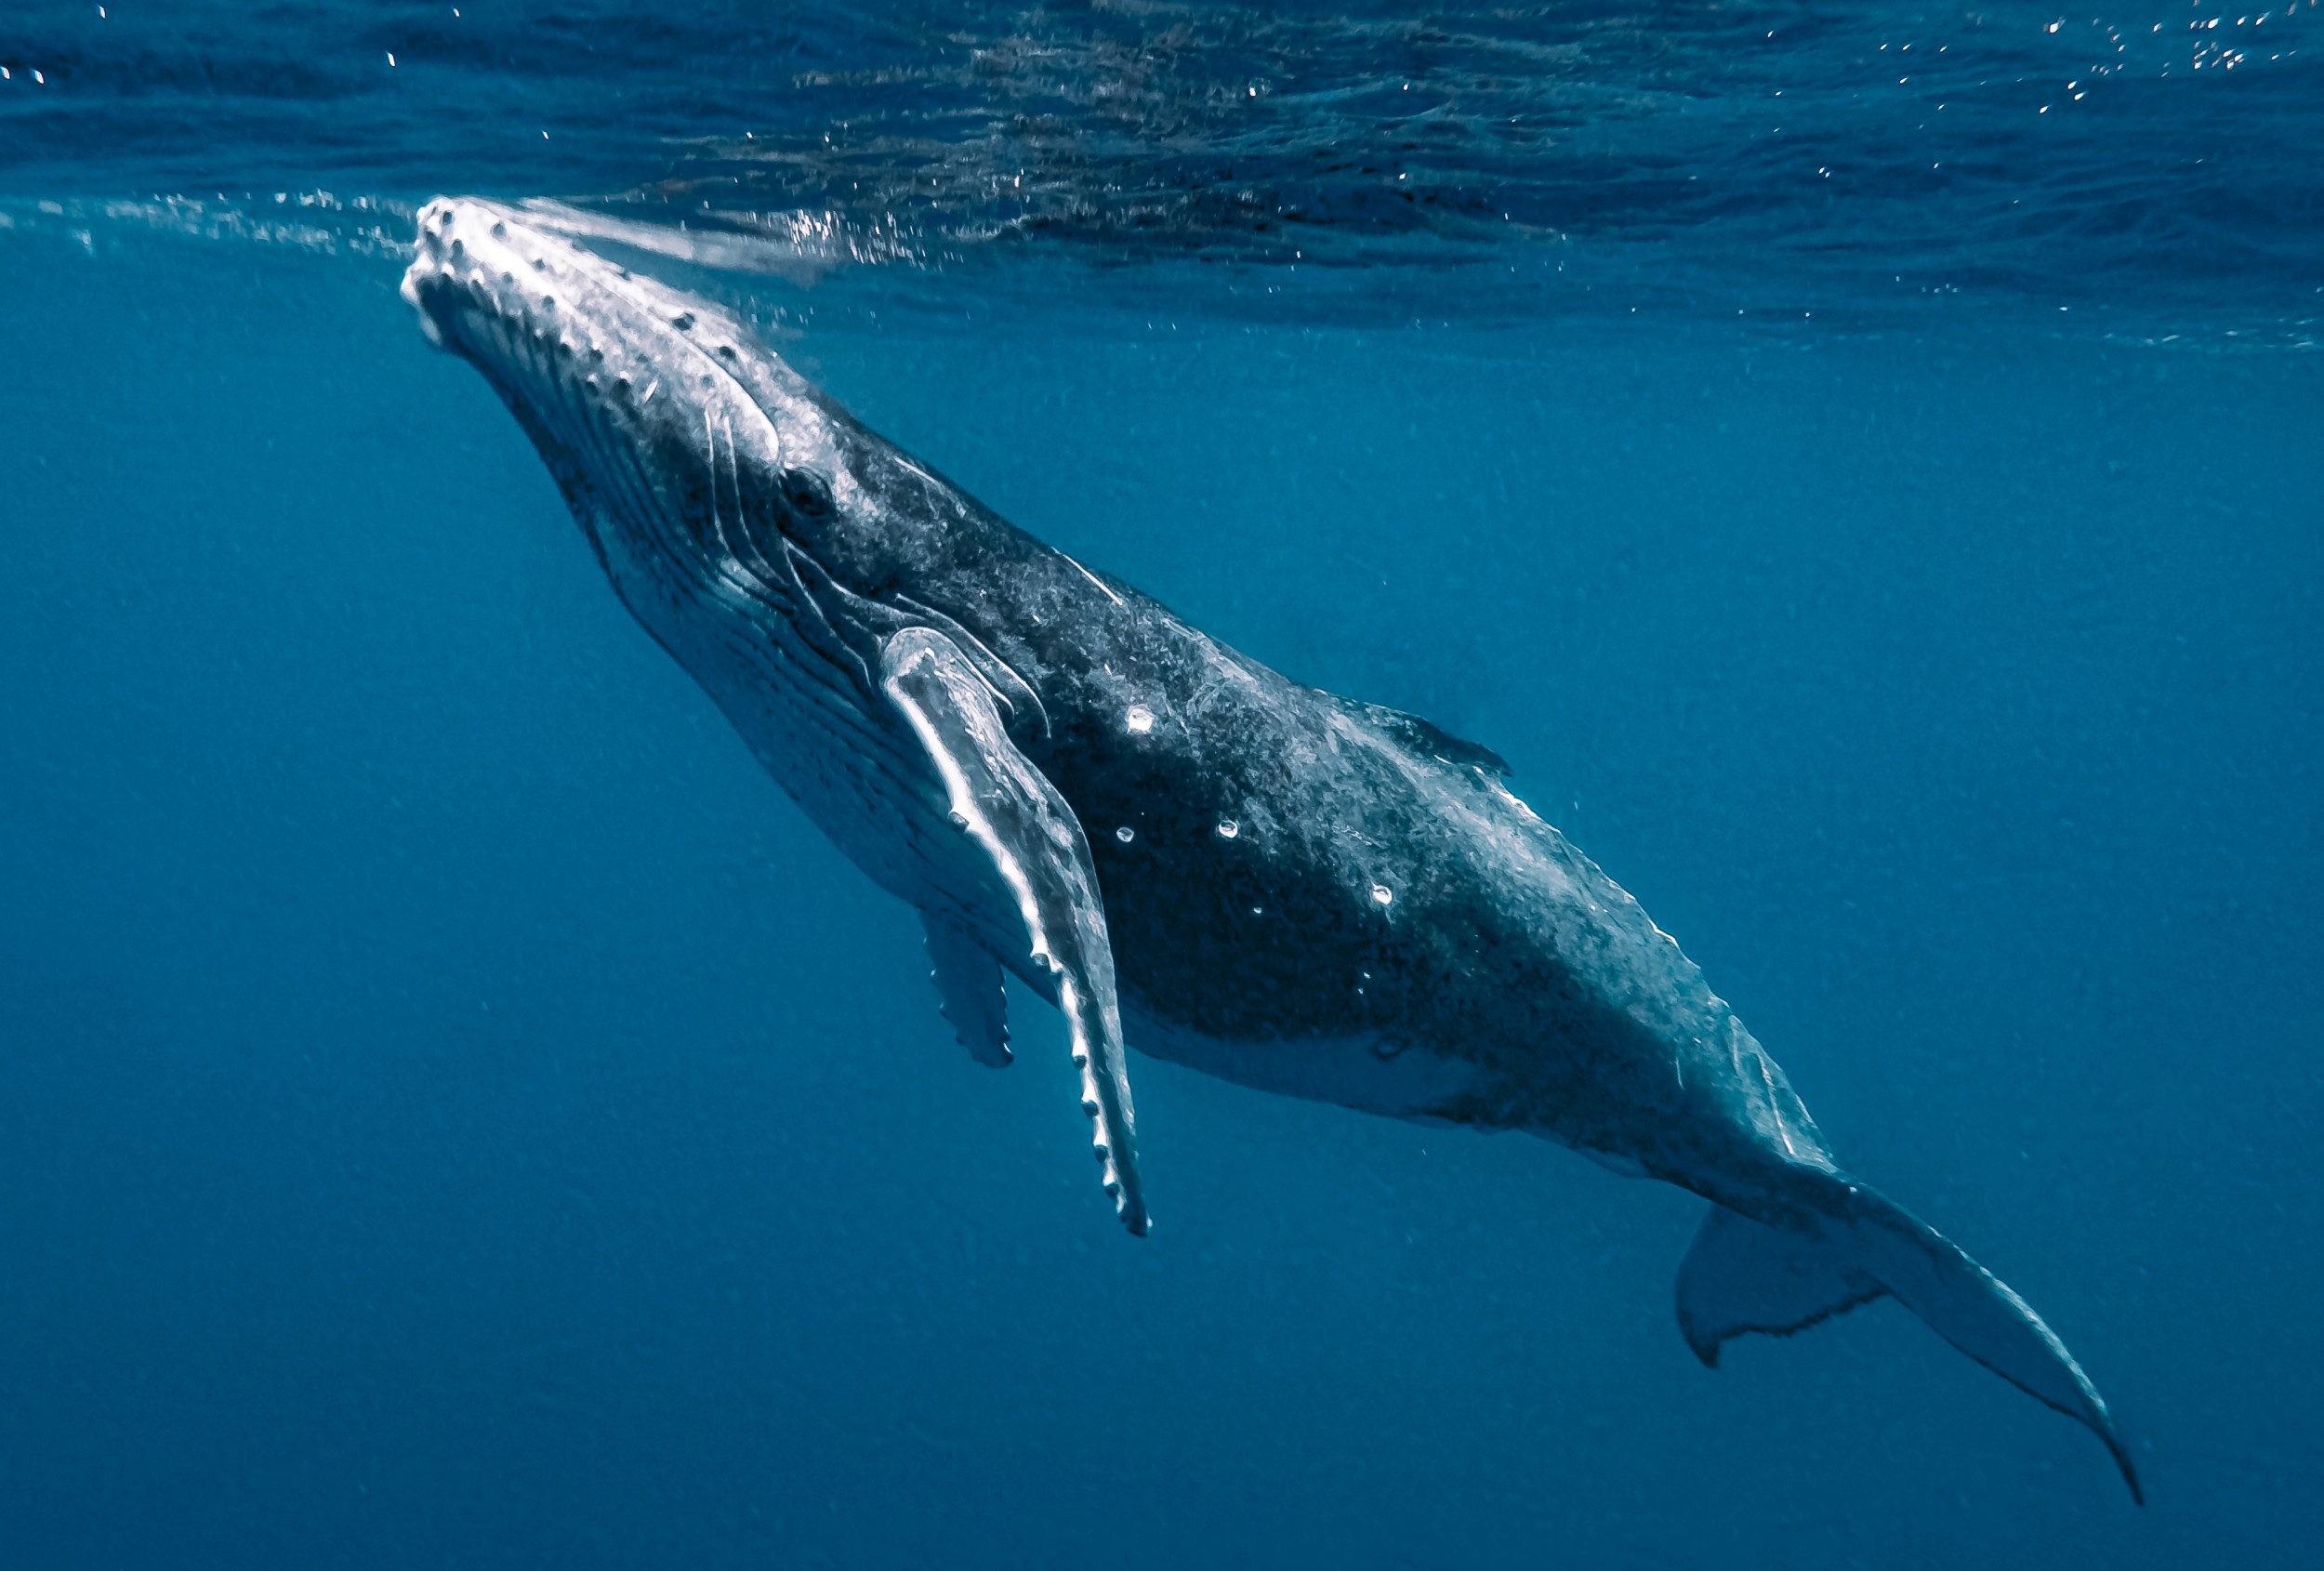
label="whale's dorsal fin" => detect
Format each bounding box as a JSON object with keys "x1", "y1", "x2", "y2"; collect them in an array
[
  {"x1": 879, "y1": 627, "x2": 1149, "y2": 1234},
  {"x1": 1335, "y1": 696, "x2": 1512, "y2": 777},
  {"x1": 921, "y1": 911, "x2": 1012, "y2": 1068}
]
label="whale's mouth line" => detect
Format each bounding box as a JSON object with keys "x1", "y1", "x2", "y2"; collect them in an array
[
  {"x1": 404, "y1": 202, "x2": 1053, "y2": 736},
  {"x1": 403, "y1": 195, "x2": 927, "y2": 746},
  {"x1": 403, "y1": 197, "x2": 768, "y2": 444},
  {"x1": 403, "y1": 199, "x2": 795, "y2": 626}
]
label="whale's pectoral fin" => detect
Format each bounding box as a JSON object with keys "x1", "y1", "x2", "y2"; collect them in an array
[
  {"x1": 1679, "y1": 1189, "x2": 2142, "y2": 1503},
  {"x1": 879, "y1": 627, "x2": 1148, "y2": 1235},
  {"x1": 921, "y1": 911, "x2": 1011, "y2": 1068}
]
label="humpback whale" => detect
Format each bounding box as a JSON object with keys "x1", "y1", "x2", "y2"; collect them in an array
[{"x1": 402, "y1": 197, "x2": 2140, "y2": 1500}]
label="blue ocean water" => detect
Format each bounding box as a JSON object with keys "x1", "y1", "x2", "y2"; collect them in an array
[{"x1": 1, "y1": 4, "x2": 2318, "y2": 1566}]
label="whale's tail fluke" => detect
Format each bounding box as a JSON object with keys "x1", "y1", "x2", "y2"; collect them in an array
[{"x1": 1676, "y1": 1186, "x2": 2142, "y2": 1503}]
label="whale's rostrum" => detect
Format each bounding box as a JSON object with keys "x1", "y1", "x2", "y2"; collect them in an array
[{"x1": 401, "y1": 196, "x2": 2140, "y2": 1501}]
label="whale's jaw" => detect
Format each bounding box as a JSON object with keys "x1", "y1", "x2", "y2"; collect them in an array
[
  {"x1": 397, "y1": 198, "x2": 967, "y2": 916},
  {"x1": 402, "y1": 198, "x2": 813, "y2": 565}
]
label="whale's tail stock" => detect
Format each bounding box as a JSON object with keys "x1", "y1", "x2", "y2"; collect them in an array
[{"x1": 1674, "y1": 1179, "x2": 2143, "y2": 1503}]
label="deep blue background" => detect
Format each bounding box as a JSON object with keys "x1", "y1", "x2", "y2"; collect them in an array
[{"x1": 0, "y1": 215, "x2": 2316, "y2": 1566}]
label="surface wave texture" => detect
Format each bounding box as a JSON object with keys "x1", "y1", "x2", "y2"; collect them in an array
[
  {"x1": 4, "y1": 0, "x2": 2320, "y2": 317},
  {"x1": 1, "y1": 3, "x2": 2319, "y2": 1569}
]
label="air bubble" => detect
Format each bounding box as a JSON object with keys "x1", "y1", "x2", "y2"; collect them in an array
[
  {"x1": 1125, "y1": 706, "x2": 1155, "y2": 733},
  {"x1": 1216, "y1": 819, "x2": 1239, "y2": 839},
  {"x1": 1115, "y1": 826, "x2": 1135, "y2": 843},
  {"x1": 1371, "y1": 883, "x2": 1394, "y2": 905}
]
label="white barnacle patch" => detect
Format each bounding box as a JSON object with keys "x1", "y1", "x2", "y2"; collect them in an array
[
  {"x1": 1215, "y1": 818, "x2": 1239, "y2": 839},
  {"x1": 1370, "y1": 883, "x2": 1394, "y2": 906},
  {"x1": 1124, "y1": 705, "x2": 1154, "y2": 734},
  {"x1": 1115, "y1": 826, "x2": 1135, "y2": 843}
]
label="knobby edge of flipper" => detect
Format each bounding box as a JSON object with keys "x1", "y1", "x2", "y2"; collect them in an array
[
  {"x1": 1677, "y1": 1187, "x2": 2143, "y2": 1504},
  {"x1": 879, "y1": 626, "x2": 1149, "y2": 1234}
]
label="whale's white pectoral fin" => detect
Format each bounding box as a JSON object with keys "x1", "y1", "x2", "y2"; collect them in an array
[
  {"x1": 922, "y1": 911, "x2": 1011, "y2": 1068},
  {"x1": 879, "y1": 627, "x2": 1149, "y2": 1235}
]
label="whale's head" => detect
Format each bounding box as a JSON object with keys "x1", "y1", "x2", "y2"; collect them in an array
[
  {"x1": 399, "y1": 197, "x2": 875, "y2": 592},
  {"x1": 400, "y1": 195, "x2": 1054, "y2": 742}
]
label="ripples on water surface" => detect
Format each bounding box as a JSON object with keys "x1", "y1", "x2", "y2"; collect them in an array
[
  {"x1": 3, "y1": 1, "x2": 2317, "y2": 329},
  {"x1": 0, "y1": 6, "x2": 2319, "y2": 1571}
]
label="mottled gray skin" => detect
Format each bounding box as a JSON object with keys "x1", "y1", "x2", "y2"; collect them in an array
[{"x1": 402, "y1": 198, "x2": 2136, "y2": 1499}]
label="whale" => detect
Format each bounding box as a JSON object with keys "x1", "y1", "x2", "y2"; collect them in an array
[{"x1": 401, "y1": 196, "x2": 2141, "y2": 1501}]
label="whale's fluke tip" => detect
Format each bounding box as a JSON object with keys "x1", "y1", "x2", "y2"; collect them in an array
[{"x1": 1678, "y1": 1189, "x2": 2143, "y2": 1503}]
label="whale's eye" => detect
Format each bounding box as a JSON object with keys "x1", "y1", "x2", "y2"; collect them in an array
[{"x1": 780, "y1": 469, "x2": 833, "y2": 519}]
